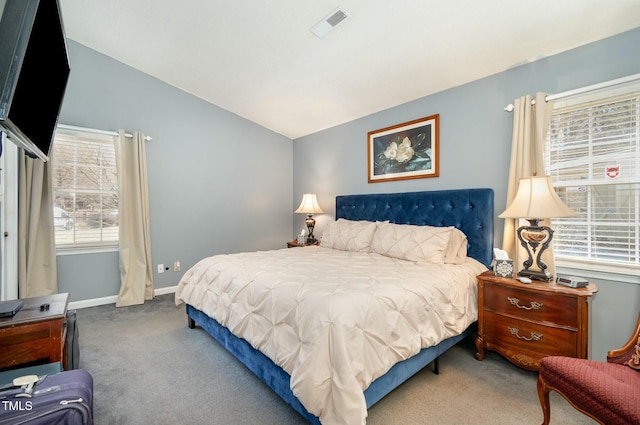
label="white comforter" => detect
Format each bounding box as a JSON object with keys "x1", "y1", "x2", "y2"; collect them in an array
[{"x1": 175, "y1": 246, "x2": 486, "y2": 425}]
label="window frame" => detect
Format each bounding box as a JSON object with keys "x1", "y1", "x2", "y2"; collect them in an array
[
  {"x1": 545, "y1": 81, "x2": 640, "y2": 283},
  {"x1": 51, "y1": 127, "x2": 119, "y2": 253}
]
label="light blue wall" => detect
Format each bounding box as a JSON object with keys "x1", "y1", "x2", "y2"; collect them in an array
[
  {"x1": 57, "y1": 41, "x2": 293, "y2": 302},
  {"x1": 292, "y1": 28, "x2": 640, "y2": 361},
  {"x1": 57, "y1": 29, "x2": 640, "y2": 361}
]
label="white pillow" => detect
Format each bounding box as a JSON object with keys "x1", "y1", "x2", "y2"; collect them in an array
[
  {"x1": 444, "y1": 228, "x2": 468, "y2": 264},
  {"x1": 370, "y1": 222, "x2": 453, "y2": 264},
  {"x1": 320, "y1": 219, "x2": 378, "y2": 252}
]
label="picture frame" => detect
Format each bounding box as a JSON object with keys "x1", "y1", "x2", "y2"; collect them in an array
[{"x1": 367, "y1": 114, "x2": 439, "y2": 183}]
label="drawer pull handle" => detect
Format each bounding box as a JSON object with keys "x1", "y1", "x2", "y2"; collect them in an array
[
  {"x1": 508, "y1": 297, "x2": 543, "y2": 311},
  {"x1": 508, "y1": 326, "x2": 543, "y2": 342}
]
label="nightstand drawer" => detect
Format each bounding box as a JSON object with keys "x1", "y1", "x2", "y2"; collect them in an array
[
  {"x1": 483, "y1": 282, "x2": 578, "y2": 329},
  {"x1": 483, "y1": 311, "x2": 578, "y2": 358}
]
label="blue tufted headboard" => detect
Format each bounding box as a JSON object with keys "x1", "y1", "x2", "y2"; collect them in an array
[{"x1": 335, "y1": 188, "x2": 494, "y2": 268}]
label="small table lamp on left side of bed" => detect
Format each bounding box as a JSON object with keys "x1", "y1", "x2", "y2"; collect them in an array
[{"x1": 295, "y1": 193, "x2": 324, "y2": 244}]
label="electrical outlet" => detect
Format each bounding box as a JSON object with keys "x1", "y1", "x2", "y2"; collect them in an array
[
  {"x1": 173, "y1": 261, "x2": 181, "y2": 272},
  {"x1": 157, "y1": 264, "x2": 164, "y2": 274}
]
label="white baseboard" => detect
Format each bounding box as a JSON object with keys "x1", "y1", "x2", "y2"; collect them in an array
[
  {"x1": 154, "y1": 285, "x2": 177, "y2": 296},
  {"x1": 68, "y1": 295, "x2": 118, "y2": 310},
  {"x1": 68, "y1": 286, "x2": 177, "y2": 310}
]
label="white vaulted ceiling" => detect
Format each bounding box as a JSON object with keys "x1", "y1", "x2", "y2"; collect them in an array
[{"x1": 59, "y1": 0, "x2": 640, "y2": 139}]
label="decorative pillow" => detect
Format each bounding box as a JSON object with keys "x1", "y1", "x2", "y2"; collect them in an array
[
  {"x1": 370, "y1": 222, "x2": 453, "y2": 264},
  {"x1": 445, "y1": 228, "x2": 468, "y2": 264},
  {"x1": 320, "y1": 219, "x2": 378, "y2": 252}
]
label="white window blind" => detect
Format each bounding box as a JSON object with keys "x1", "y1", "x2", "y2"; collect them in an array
[
  {"x1": 545, "y1": 89, "x2": 640, "y2": 269},
  {"x1": 51, "y1": 129, "x2": 119, "y2": 249}
]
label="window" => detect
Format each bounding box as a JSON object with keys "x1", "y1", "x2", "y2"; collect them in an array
[
  {"x1": 545, "y1": 86, "x2": 640, "y2": 272},
  {"x1": 51, "y1": 128, "x2": 118, "y2": 250}
]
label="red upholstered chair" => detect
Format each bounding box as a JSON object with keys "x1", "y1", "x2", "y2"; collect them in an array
[{"x1": 537, "y1": 312, "x2": 640, "y2": 425}]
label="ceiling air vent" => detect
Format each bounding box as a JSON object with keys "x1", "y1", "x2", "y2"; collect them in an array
[{"x1": 311, "y1": 7, "x2": 350, "y2": 39}]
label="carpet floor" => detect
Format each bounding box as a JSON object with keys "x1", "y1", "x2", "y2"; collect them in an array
[{"x1": 76, "y1": 294, "x2": 596, "y2": 424}]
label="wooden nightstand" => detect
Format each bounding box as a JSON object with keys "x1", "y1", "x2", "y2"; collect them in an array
[
  {"x1": 286, "y1": 240, "x2": 319, "y2": 248},
  {"x1": 475, "y1": 271, "x2": 597, "y2": 371}
]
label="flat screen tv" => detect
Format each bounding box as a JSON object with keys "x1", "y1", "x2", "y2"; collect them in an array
[{"x1": 0, "y1": 0, "x2": 70, "y2": 161}]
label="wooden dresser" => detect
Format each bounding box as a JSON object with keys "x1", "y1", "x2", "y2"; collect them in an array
[
  {"x1": 0, "y1": 293, "x2": 69, "y2": 371},
  {"x1": 475, "y1": 272, "x2": 597, "y2": 371}
]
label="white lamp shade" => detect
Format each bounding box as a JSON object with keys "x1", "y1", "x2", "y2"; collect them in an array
[
  {"x1": 499, "y1": 176, "x2": 577, "y2": 219},
  {"x1": 295, "y1": 194, "x2": 324, "y2": 214}
]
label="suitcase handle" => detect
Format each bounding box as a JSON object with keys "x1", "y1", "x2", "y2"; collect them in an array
[{"x1": 13, "y1": 375, "x2": 39, "y2": 397}]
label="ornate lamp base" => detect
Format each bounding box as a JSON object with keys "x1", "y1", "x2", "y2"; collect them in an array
[
  {"x1": 518, "y1": 268, "x2": 553, "y2": 282},
  {"x1": 305, "y1": 215, "x2": 318, "y2": 244},
  {"x1": 516, "y1": 219, "x2": 554, "y2": 282}
]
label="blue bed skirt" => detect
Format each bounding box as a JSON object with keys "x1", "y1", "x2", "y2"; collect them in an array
[{"x1": 187, "y1": 304, "x2": 475, "y2": 424}]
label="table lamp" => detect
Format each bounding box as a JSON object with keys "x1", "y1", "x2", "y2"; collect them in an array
[
  {"x1": 499, "y1": 176, "x2": 577, "y2": 282},
  {"x1": 295, "y1": 194, "x2": 324, "y2": 244}
]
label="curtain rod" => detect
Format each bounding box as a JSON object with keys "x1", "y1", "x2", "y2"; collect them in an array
[
  {"x1": 57, "y1": 124, "x2": 152, "y2": 141},
  {"x1": 504, "y1": 73, "x2": 640, "y2": 112}
]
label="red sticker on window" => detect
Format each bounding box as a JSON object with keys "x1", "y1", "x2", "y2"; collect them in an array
[{"x1": 605, "y1": 166, "x2": 620, "y2": 179}]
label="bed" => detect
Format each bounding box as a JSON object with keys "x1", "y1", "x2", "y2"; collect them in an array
[{"x1": 175, "y1": 188, "x2": 494, "y2": 425}]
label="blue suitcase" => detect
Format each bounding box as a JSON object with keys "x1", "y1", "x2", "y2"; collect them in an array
[{"x1": 0, "y1": 369, "x2": 93, "y2": 425}]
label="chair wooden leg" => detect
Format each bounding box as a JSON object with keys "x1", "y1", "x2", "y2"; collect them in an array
[{"x1": 537, "y1": 374, "x2": 551, "y2": 425}]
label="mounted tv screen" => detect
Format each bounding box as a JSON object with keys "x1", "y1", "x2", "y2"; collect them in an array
[{"x1": 0, "y1": 0, "x2": 70, "y2": 161}]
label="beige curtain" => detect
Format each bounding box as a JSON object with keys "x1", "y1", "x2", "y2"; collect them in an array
[
  {"x1": 502, "y1": 93, "x2": 557, "y2": 276},
  {"x1": 18, "y1": 154, "x2": 57, "y2": 298},
  {"x1": 115, "y1": 130, "x2": 154, "y2": 307}
]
